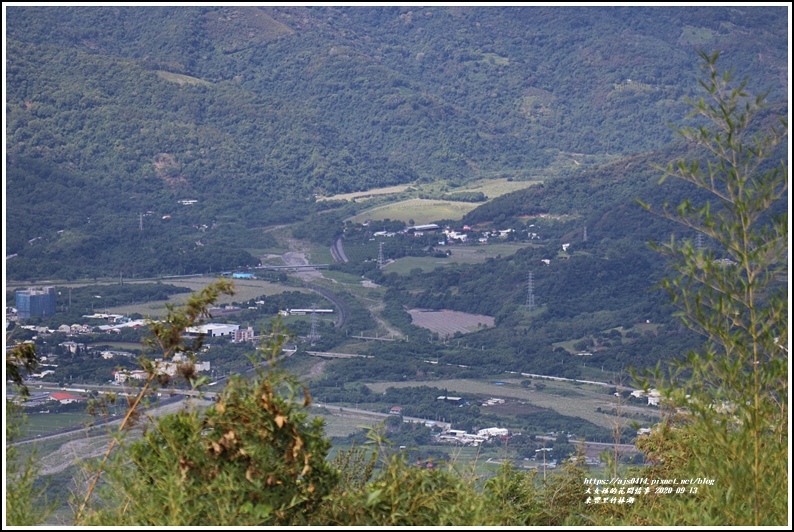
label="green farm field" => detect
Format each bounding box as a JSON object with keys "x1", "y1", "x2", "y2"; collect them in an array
[
  {"x1": 308, "y1": 409, "x2": 383, "y2": 439},
  {"x1": 347, "y1": 199, "x2": 480, "y2": 225},
  {"x1": 20, "y1": 412, "x2": 99, "y2": 437}
]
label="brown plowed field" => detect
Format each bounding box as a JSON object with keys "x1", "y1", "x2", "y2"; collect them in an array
[{"x1": 408, "y1": 309, "x2": 495, "y2": 337}]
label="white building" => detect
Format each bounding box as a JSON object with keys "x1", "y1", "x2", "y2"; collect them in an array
[
  {"x1": 445, "y1": 230, "x2": 468, "y2": 242},
  {"x1": 232, "y1": 326, "x2": 256, "y2": 343},
  {"x1": 58, "y1": 341, "x2": 85, "y2": 354},
  {"x1": 113, "y1": 370, "x2": 148, "y2": 383},
  {"x1": 477, "y1": 427, "x2": 509, "y2": 439},
  {"x1": 185, "y1": 323, "x2": 239, "y2": 337},
  {"x1": 631, "y1": 388, "x2": 662, "y2": 406},
  {"x1": 154, "y1": 360, "x2": 208, "y2": 376}
]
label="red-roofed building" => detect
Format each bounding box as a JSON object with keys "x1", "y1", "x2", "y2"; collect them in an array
[{"x1": 49, "y1": 392, "x2": 86, "y2": 404}]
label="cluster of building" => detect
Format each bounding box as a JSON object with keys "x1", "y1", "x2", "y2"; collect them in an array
[
  {"x1": 363, "y1": 223, "x2": 538, "y2": 245},
  {"x1": 111, "y1": 353, "x2": 211, "y2": 384},
  {"x1": 9, "y1": 289, "x2": 259, "y2": 345},
  {"x1": 435, "y1": 426, "x2": 510, "y2": 447},
  {"x1": 15, "y1": 318, "x2": 150, "y2": 337}
]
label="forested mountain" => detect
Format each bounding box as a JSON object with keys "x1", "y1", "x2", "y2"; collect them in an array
[{"x1": 5, "y1": 6, "x2": 788, "y2": 279}]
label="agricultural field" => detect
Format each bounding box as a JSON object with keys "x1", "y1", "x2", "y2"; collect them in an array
[
  {"x1": 381, "y1": 256, "x2": 455, "y2": 275},
  {"x1": 308, "y1": 408, "x2": 383, "y2": 439},
  {"x1": 347, "y1": 199, "x2": 480, "y2": 225},
  {"x1": 19, "y1": 412, "x2": 97, "y2": 438},
  {"x1": 444, "y1": 243, "x2": 539, "y2": 259},
  {"x1": 408, "y1": 309, "x2": 495, "y2": 337}
]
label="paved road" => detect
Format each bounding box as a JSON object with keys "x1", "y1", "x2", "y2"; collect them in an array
[{"x1": 331, "y1": 235, "x2": 348, "y2": 263}]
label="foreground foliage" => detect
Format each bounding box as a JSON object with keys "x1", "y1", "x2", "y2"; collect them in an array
[
  {"x1": 5, "y1": 342, "x2": 55, "y2": 526},
  {"x1": 81, "y1": 324, "x2": 337, "y2": 525},
  {"x1": 636, "y1": 51, "x2": 788, "y2": 525}
]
